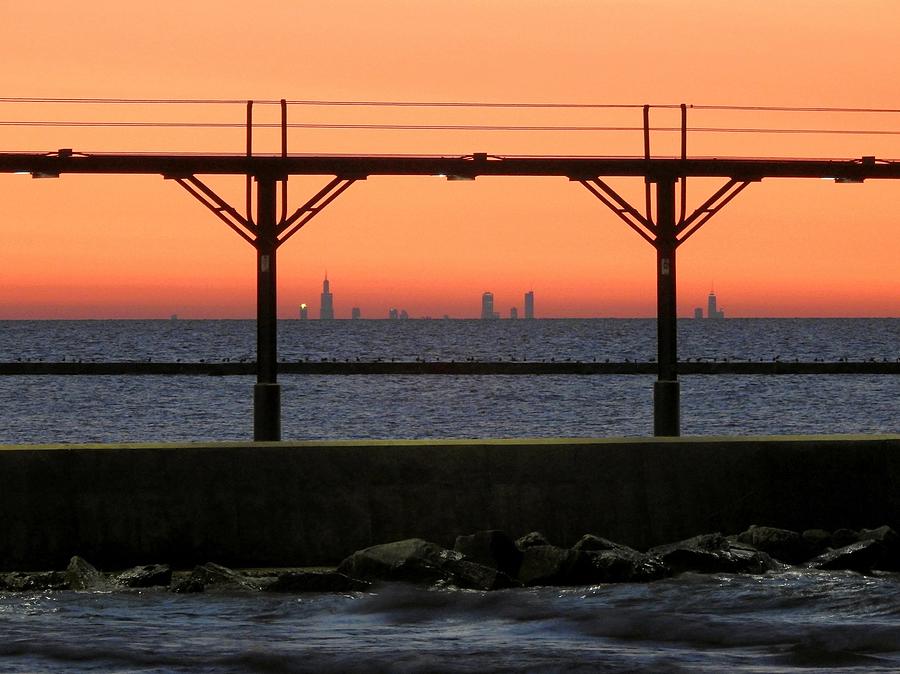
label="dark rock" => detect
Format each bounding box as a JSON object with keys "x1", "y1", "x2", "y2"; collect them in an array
[
  {"x1": 859, "y1": 525, "x2": 900, "y2": 570},
  {"x1": 736, "y1": 525, "x2": 806, "y2": 564},
  {"x1": 337, "y1": 538, "x2": 515, "y2": 590},
  {"x1": 858, "y1": 525, "x2": 899, "y2": 545},
  {"x1": 576, "y1": 548, "x2": 668, "y2": 583},
  {"x1": 337, "y1": 539, "x2": 448, "y2": 585},
  {"x1": 171, "y1": 562, "x2": 260, "y2": 593},
  {"x1": 653, "y1": 546, "x2": 726, "y2": 574},
  {"x1": 517, "y1": 545, "x2": 582, "y2": 586},
  {"x1": 454, "y1": 530, "x2": 523, "y2": 577},
  {"x1": 65, "y1": 556, "x2": 105, "y2": 591},
  {"x1": 515, "y1": 531, "x2": 551, "y2": 549},
  {"x1": 439, "y1": 558, "x2": 517, "y2": 591},
  {"x1": 572, "y1": 534, "x2": 633, "y2": 553},
  {"x1": 265, "y1": 571, "x2": 369, "y2": 593},
  {"x1": 193, "y1": 562, "x2": 258, "y2": 588},
  {"x1": 649, "y1": 533, "x2": 780, "y2": 575},
  {"x1": 726, "y1": 541, "x2": 784, "y2": 574},
  {"x1": 171, "y1": 577, "x2": 205, "y2": 594},
  {"x1": 115, "y1": 564, "x2": 172, "y2": 588},
  {"x1": 650, "y1": 533, "x2": 726, "y2": 556},
  {"x1": 0, "y1": 571, "x2": 68, "y2": 592},
  {"x1": 801, "y1": 529, "x2": 832, "y2": 558},
  {"x1": 807, "y1": 539, "x2": 885, "y2": 572},
  {"x1": 568, "y1": 534, "x2": 666, "y2": 583},
  {"x1": 831, "y1": 528, "x2": 860, "y2": 548}
]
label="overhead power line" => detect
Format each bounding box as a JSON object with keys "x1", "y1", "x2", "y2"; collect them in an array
[
  {"x1": 0, "y1": 97, "x2": 654, "y2": 108},
  {"x1": 691, "y1": 104, "x2": 900, "y2": 114},
  {"x1": 2, "y1": 120, "x2": 900, "y2": 135},
  {"x1": 0, "y1": 97, "x2": 252, "y2": 105},
  {"x1": 1, "y1": 97, "x2": 899, "y2": 114}
]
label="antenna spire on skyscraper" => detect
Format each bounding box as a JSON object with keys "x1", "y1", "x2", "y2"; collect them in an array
[{"x1": 320, "y1": 273, "x2": 334, "y2": 319}]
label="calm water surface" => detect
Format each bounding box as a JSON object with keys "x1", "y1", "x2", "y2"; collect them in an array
[
  {"x1": 0, "y1": 318, "x2": 897, "y2": 443},
  {"x1": 1, "y1": 317, "x2": 897, "y2": 363}
]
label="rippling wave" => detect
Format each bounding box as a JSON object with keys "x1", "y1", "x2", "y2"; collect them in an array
[{"x1": 4, "y1": 571, "x2": 900, "y2": 672}]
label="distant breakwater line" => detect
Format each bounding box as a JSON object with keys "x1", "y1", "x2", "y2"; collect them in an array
[{"x1": 2, "y1": 361, "x2": 899, "y2": 376}]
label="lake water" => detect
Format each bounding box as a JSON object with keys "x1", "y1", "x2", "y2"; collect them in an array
[
  {"x1": 0, "y1": 318, "x2": 897, "y2": 443},
  {"x1": 4, "y1": 571, "x2": 900, "y2": 673},
  {"x1": 1, "y1": 318, "x2": 898, "y2": 672}
]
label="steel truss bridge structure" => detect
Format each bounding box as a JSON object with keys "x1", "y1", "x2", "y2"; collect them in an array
[{"x1": 2, "y1": 102, "x2": 899, "y2": 439}]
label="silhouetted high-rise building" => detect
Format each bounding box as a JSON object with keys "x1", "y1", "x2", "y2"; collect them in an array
[
  {"x1": 510, "y1": 307, "x2": 518, "y2": 319},
  {"x1": 388, "y1": 308, "x2": 399, "y2": 320},
  {"x1": 524, "y1": 291, "x2": 535, "y2": 319},
  {"x1": 707, "y1": 291, "x2": 724, "y2": 319},
  {"x1": 481, "y1": 292, "x2": 498, "y2": 319},
  {"x1": 320, "y1": 275, "x2": 334, "y2": 320},
  {"x1": 299, "y1": 303, "x2": 309, "y2": 320},
  {"x1": 351, "y1": 307, "x2": 361, "y2": 320}
]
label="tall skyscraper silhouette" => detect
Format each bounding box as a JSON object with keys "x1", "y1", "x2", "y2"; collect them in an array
[
  {"x1": 524, "y1": 291, "x2": 535, "y2": 319},
  {"x1": 707, "y1": 291, "x2": 724, "y2": 319},
  {"x1": 320, "y1": 275, "x2": 335, "y2": 320},
  {"x1": 481, "y1": 292, "x2": 498, "y2": 319}
]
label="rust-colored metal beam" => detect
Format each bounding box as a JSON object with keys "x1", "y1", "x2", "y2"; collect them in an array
[
  {"x1": 676, "y1": 179, "x2": 754, "y2": 246},
  {"x1": 579, "y1": 178, "x2": 656, "y2": 244},
  {"x1": 277, "y1": 177, "x2": 358, "y2": 246},
  {"x1": 3, "y1": 152, "x2": 900, "y2": 181}
]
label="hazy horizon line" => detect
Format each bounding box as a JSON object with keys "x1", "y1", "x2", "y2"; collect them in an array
[{"x1": 2, "y1": 316, "x2": 898, "y2": 322}]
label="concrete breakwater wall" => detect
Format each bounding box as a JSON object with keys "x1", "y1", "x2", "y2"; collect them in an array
[{"x1": 1, "y1": 435, "x2": 899, "y2": 571}]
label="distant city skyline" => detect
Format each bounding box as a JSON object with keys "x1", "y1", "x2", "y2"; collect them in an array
[
  {"x1": 285, "y1": 277, "x2": 890, "y2": 321},
  {"x1": 296, "y1": 280, "x2": 741, "y2": 320},
  {"x1": 300, "y1": 281, "x2": 548, "y2": 319}
]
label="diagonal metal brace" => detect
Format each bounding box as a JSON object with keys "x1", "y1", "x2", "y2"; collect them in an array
[
  {"x1": 172, "y1": 176, "x2": 257, "y2": 246},
  {"x1": 276, "y1": 177, "x2": 358, "y2": 246},
  {"x1": 580, "y1": 178, "x2": 657, "y2": 246},
  {"x1": 675, "y1": 178, "x2": 753, "y2": 246}
]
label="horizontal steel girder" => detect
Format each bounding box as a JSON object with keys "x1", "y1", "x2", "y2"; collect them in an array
[{"x1": 1, "y1": 153, "x2": 899, "y2": 181}]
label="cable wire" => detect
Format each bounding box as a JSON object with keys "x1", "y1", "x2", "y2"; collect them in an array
[
  {"x1": 0, "y1": 97, "x2": 652, "y2": 108},
  {"x1": 2, "y1": 97, "x2": 900, "y2": 114},
  {"x1": 2, "y1": 120, "x2": 900, "y2": 135},
  {"x1": 691, "y1": 104, "x2": 900, "y2": 114},
  {"x1": 0, "y1": 97, "x2": 254, "y2": 105}
]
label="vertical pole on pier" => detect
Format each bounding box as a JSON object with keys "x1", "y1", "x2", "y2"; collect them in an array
[
  {"x1": 654, "y1": 177, "x2": 680, "y2": 436},
  {"x1": 254, "y1": 176, "x2": 281, "y2": 441}
]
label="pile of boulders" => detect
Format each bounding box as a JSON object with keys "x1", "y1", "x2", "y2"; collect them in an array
[
  {"x1": 3, "y1": 524, "x2": 899, "y2": 594},
  {"x1": 0, "y1": 558, "x2": 175, "y2": 593},
  {"x1": 336, "y1": 524, "x2": 900, "y2": 590},
  {"x1": 0, "y1": 557, "x2": 368, "y2": 594}
]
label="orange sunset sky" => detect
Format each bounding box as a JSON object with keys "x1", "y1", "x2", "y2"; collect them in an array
[{"x1": 1, "y1": 1, "x2": 899, "y2": 319}]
